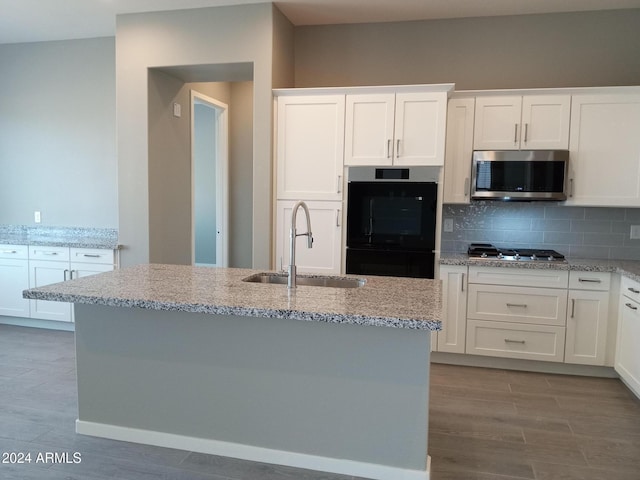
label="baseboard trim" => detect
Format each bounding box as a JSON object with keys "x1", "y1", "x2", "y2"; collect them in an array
[
  {"x1": 76, "y1": 420, "x2": 430, "y2": 480},
  {"x1": 0, "y1": 316, "x2": 74, "y2": 331},
  {"x1": 432, "y1": 351, "x2": 618, "y2": 378}
]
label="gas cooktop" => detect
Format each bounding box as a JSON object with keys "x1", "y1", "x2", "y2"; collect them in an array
[{"x1": 467, "y1": 243, "x2": 566, "y2": 262}]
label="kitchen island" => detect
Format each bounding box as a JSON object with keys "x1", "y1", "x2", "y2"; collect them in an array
[{"x1": 23, "y1": 264, "x2": 441, "y2": 480}]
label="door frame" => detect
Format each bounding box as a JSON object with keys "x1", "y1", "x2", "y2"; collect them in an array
[{"x1": 190, "y1": 90, "x2": 229, "y2": 267}]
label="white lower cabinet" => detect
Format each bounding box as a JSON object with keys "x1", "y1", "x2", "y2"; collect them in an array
[
  {"x1": 615, "y1": 277, "x2": 640, "y2": 398},
  {"x1": 565, "y1": 271, "x2": 611, "y2": 366},
  {"x1": 29, "y1": 246, "x2": 116, "y2": 323},
  {"x1": 0, "y1": 245, "x2": 30, "y2": 318},
  {"x1": 466, "y1": 320, "x2": 566, "y2": 362},
  {"x1": 275, "y1": 200, "x2": 343, "y2": 275},
  {"x1": 437, "y1": 265, "x2": 468, "y2": 353},
  {"x1": 465, "y1": 266, "x2": 568, "y2": 362},
  {"x1": 29, "y1": 246, "x2": 73, "y2": 322}
]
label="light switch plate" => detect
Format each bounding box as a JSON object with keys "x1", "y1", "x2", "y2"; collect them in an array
[
  {"x1": 631, "y1": 225, "x2": 640, "y2": 239},
  {"x1": 443, "y1": 218, "x2": 454, "y2": 233},
  {"x1": 34, "y1": 211, "x2": 41, "y2": 223}
]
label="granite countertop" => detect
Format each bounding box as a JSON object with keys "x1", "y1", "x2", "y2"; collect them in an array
[
  {"x1": 0, "y1": 226, "x2": 119, "y2": 250},
  {"x1": 440, "y1": 253, "x2": 640, "y2": 282},
  {"x1": 23, "y1": 264, "x2": 442, "y2": 331}
]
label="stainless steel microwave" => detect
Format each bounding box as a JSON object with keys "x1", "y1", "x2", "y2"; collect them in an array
[{"x1": 471, "y1": 150, "x2": 569, "y2": 201}]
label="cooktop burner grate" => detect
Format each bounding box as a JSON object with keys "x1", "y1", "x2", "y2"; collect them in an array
[{"x1": 467, "y1": 243, "x2": 566, "y2": 262}]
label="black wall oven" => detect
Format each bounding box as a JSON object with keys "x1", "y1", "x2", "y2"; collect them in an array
[{"x1": 346, "y1": 167, "x2": 438, "y2": 279}]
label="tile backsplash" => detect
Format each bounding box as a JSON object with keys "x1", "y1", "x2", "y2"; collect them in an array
[{"x1": 441, "y1": 202, "x2": 640, "y2": 260}]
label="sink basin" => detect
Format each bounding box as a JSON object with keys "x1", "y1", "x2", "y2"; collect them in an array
[{"x1": 242, "y1": 273, "x2": 366, "y2": 288}]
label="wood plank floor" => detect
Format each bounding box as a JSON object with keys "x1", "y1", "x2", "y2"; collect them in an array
[{"x1": 1, "y1": 324, "x2": 639, "y2": 480}]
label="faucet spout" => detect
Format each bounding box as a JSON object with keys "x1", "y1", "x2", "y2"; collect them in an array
[{"x1": 288, "y1": 201, "x2": 313, "y2": 289}]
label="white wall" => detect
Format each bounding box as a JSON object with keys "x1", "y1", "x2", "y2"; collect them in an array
[{"x1": 0, "y1": 37, "x2": 117, "y2": 227}]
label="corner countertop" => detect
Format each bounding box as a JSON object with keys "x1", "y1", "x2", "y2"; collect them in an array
[
  {"x1": 440, "y1": 253, "x2": 640, "y2": 282},
  {"x1": 0, "y1": 225, "x2": 119, "y2": 250},
  {"x1": 22, "y1": 264, "x2": 442, "y2": 331}
]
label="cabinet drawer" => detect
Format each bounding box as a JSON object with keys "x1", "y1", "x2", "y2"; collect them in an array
[
  {"x1": 468, "y1": 266, "x2": 569, "y2": 288},
  {"x1": 70, "y1": 248, "x2": 114, "y2": 265},
  {"x1": 569, "y1": 271, "x2": 611, "y2": 291},
  {"x1": 29, "y1": 246, "x2": 70, "y2": 261},
  {"x1": 621, "y1": 276, "x2": 640, "y2": 303},
  {"x1": 466, "y1": 319, "x2": 565, "y2": 362},
  {"x1": 0, "y1": 244, "x2": 28, "y2": 260},
  {"x1": 467, "y1": 284, "x2": 568, "y2": 326}
]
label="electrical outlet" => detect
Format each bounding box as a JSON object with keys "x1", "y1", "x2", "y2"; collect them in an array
[
  {"x1": 631, "y1": 225, "x2": 640, "y2": 240},
  {"x1": 34, "y1": 211, "x2": 41, "y2": 223},
  {"x1": 443, "y1": 218, "x2": 454, "y2": 233},
  {"x1": 173, "y1": 102, "x2": 181, "y2": 117}
]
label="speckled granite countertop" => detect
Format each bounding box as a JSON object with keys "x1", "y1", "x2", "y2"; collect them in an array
[
  {"x1": 0, "y1": 225, "x2": 119, "y2": 249},
  {"x1": 23, "y1": 264, "x2": 442, "y2": 331},
  {"x1": 440, "y1": 253, "x2": 640, "y2": 282}
]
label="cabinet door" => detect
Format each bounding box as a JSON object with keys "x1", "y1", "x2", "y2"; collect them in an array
[
  {"x1": 276, "y1": 200, "x2": 342, "y2": 275},
  {"x1": 0, "y1": 257, "x2": 30, "y2": 318},
  {"x1": 276, "y1": 95, "x2": 345, "y2": 201},
  {"x1": 521, "y1": 95, "x2": 571, "y2": 149},
  {"x1": 616, "y1": 296, "x2": 640, "y2": 398},
  {"x1": 443, "y1": 98, "x2": 475, "y2": 203},
  {"x1": 567, "y1": 94, "x2": 640, "y2": 206},
  {"x1": 393, "y1": 92, "x2": 447, "y2": 166},
  {"x1": 71, "y1": 262, "x2": 114, "y2": 279},
  {"x1": 437, "y1": 265, "x2": 468, "y2": 353},
  {"x1": 344, "y1": 94, "x2": 395, "y2": 166},
  {"x1": 473, "y1": 96, "x2": 522, "y2": 150},
  {"x1": 565, "y1": 290, "x2": 609, "y2": 366},
  {"x1": 29, "y1": 260, "x2": 72, "y2": 322}
]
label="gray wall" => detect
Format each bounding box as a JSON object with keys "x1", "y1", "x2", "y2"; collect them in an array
[
  {"x1": 0, "y1": 37, "x2": 117, "y2": 227},
  {"x1": 116, "y1": 3, "x2": 292, "y2": 267},
  {"x1": 294, "y1": 9, "x2": 640, "y2": 89},
  {"x1": 442, "y1": 203, "x2": 640, "y2": 260}
]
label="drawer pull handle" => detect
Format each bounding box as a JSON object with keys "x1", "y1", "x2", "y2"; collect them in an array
[
  {"x1": 1, "y1": 250, "x2": 18, "y2": 254},
  {"x1": 626, "y1": 303, "x2": 638, "y2": 311},
  {"x1": 578, "y1": 278, "x2": 601, "y2": 283},
  {"x1": 504, "y1": 338, "x2": 526, "y2": 344},
  {"x1": 628, "y1": 287, "x2": 640, "y2": 294},
  {"x1": 82, "y1": 254, "x2": 101, "y2": 258},
  {"x1": 42, "y1": 252, "x2": 59, "y2": 256},
  {"x1": 506, "y1": 303, "x2": 527, "y2": 308}
]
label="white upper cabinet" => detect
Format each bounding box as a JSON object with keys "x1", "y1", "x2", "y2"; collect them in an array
[
  {"x1": 474, "y1": 95, "x2": 570, "y2": 150},
  {"x1": 443, "y1": 98, "x2": 475, "y2": 204},
  {"x1": 344, "y1": 91, "x2": 447, "y2": 166},
  {"x1": 344, "y1": 94, "x2": 395, "y2": 166},
  {"x1": 276, "y1": 95, "x2": 345, "y2": 201},
  {"x1": 566, "y1": 93, "x2": 640, "y2": 207}
]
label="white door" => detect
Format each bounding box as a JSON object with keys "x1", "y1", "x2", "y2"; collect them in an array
[
  {"x1": 0, "y1": 257, "x2": 30, "y2": 317},
  {"x1": 566, "y1": 94, "x2": 640, "y2": 206},
  {"x1": 474, "y1": 96, "x2": 522, "y2": 150},
  {"x1": 437, "y1": 265, "x2": 468, "y2": 353},
  {"x1": 393, "y1": 92, "x2": 446, "y2": 166},
  {"x1": 521, "y1": 95, "x2": 571, "y2": 149},
  {"x1": 276, "y1": 95, "x2": 345, "y2": 201},
  {"x1": 344, "y1": 93, "x2": 395, "y2": 166},
  {"x1": 191, "y1": 91, "x2": 229, "y2": 267},
  {"x1": 616, "y1": 296, "x2": 640, "y2": 397},
  {"x1": 29, "y1": 260, "x2": 72, "y2": 322},
  {"x1": 443, "y1": 98, "x2": 475, "y2": 203},
  {"x1": 276, "y1": 200, "x2": 342, "y2": 275},
  {"x1": 565, "y1": 290, "x2": 609, "y2": 365}
]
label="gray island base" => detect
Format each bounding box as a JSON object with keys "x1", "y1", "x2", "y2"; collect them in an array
[{"x1": 24, "y1": 265, "x2": 441, "y2": 480}]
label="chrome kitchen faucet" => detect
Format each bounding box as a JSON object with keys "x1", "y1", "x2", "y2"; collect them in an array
[{"x1": 288, "y1": 201, "x2": 313, "y2": 289}]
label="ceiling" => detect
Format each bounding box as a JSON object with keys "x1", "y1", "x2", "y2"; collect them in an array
[{"x1": 2, "y1": 0, "x2": 640, "y2": 44}]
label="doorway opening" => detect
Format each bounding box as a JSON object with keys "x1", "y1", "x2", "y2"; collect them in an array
[{"x1": 191, "y1": 91, "x2": 229, "y2": 267}]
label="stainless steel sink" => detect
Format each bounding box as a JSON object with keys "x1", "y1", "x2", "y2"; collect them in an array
[{"x1": 243, "y1": 273, "x2": 366, "y2": 288}]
